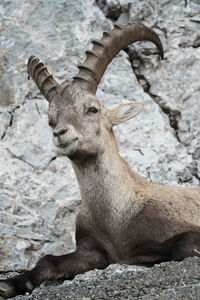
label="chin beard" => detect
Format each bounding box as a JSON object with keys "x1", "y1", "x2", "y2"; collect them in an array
[
  {"x1": 68, "y1": 151, "x2": 97, "y2": 162},
  {"x1": 55, "y1": 141, "x2": 98, "y2": 161},
  {"x1": 56, "y1": 141, "x2": 78, "y2": 157}
]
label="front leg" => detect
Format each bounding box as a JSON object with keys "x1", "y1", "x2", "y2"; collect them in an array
[{"x1": 0, "y1": 237, "x2": 108, "y2": 299}]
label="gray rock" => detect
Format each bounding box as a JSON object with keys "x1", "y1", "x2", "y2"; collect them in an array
[
  {"x1": 0, "y1": 0, "x2": 108, "y2": 271},
  {"x1": 0, "y1": 257, "x2": 200, "y2": 299},
  {"x1": 0, "y1": 112, "x2": 11, "y2": 139},
  {"x1": 116, "y1": 0, "x2": 200, "y2": 184}
]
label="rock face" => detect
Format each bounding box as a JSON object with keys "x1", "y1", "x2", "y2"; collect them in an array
[{"x1": 0, "y1": 0, "x2": 200, "y2": 298}]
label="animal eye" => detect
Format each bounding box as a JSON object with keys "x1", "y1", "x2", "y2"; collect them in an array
[{"x1": 87, "y1": 107, "x2": 98, "y2": 114}]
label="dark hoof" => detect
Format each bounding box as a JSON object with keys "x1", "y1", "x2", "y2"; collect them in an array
[{"x1": 0, "y1": 281, "x2": 15, "y2": 299}]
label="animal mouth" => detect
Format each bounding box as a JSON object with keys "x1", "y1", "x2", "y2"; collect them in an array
[{"x1": 59, "y1": 138, "x2": 78, "y2": 148}]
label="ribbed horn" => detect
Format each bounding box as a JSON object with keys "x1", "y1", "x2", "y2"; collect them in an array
[
  {"x1": 27, "y1": 56, "x2": 60, "y2": 102},
  {"x1": 73, "y1": 22, "x2": 164, "y2": 94}
]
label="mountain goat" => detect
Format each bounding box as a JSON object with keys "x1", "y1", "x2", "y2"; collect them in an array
[{"x1": 0, "y1": 22, "x2": 200, "y2": 298}]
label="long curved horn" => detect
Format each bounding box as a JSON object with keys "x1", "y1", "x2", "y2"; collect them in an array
[
  {"x1": 73, "y1": 22, "x2": 164, "y2": 94},
  {"x1": 27, "y1": 56, "x2": 60, "y2": 102}
]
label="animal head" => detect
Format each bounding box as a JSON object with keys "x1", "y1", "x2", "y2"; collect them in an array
[{"x1": 28, "y1": 23, "x2": 163, "y2": 160}]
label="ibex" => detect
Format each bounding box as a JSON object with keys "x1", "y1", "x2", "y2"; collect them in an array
[{"x1": 0, "y1": 22, "x2": 200, "y2": 298}]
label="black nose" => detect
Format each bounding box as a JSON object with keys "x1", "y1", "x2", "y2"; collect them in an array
[{"x1": 53, "y1": 128, "x2": 67, "y2": 137}]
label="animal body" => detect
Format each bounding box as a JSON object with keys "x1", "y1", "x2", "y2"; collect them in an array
[{"x1": 0, "y1": 22, "x2": 200, "y2": 298}]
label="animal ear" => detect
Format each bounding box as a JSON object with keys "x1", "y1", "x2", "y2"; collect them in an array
[{"x1": 108, "y1": 103, "x2": 144, "y2": 126}]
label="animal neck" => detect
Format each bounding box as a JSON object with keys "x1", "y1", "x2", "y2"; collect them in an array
[{"x1": 72, "y1": 132, "x2": 142, "y2": 208}]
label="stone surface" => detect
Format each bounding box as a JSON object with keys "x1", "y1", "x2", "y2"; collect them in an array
[
  {"x1": 0, "y1": 257, "x2": 200, "y2": 299},
  {"x1": 0, "y1": 0, "x2": 200, "y2": 298},
  {"x1": 0, "y1": 0, "x2": 110, "y2": 271}
]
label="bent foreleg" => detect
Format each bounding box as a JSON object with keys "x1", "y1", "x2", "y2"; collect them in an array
[{"x1": 0, "y1": 239, "x2": 108, "y2": 299}]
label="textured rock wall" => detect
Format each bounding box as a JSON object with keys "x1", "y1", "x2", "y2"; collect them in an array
[{"x1": 0, "y1": 0, "x2": 199, "y2": 295}]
